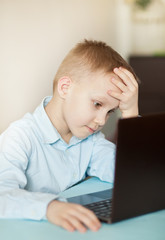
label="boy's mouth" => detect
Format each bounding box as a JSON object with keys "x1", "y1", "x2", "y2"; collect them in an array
[{"x1": 86, "y1": 126, "x2": 97, "y2": 133}]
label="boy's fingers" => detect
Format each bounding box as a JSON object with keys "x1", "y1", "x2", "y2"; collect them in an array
[
  {"x1": 65, "y1": 215, "x2": 87, "y2": 233},
  {"x1": 78, "y1": 205, "x2": 101, "y2": 224},
  {"x1": 77, "y1": 212, "x2": 100, "y2": 231},
  {"x1": 47, "y1": 201, "x2": 101, "y2": 232},
  {"x1": 113, "y1": 68, "x2": 137, "y2": 90},
  {"x1": 108, "y1": 90, "x2": 123, "y2": 101},
  {"x1": 119, "y1": 67, "x2": 138, "y2": 87},
  {"x1": 61, "y1": 219, "x2": 75, "y2": 232},
  {"x1": 70, "y1": 205, "x2": 101, "y2": 231},
  {"x1": 111, "y1": 77, "x2": 128, "y2": 92},
  {"x1": 113, "y1": 68, "x2": 134, "y2": 90}
]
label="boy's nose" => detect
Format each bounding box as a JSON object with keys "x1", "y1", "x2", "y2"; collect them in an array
[{"x1": 94, "y1": 114, "x2": 106, "y2": 127}]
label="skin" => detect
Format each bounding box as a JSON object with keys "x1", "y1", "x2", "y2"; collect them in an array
[{"x1": 45, "y1": 67, "x2": 139, "y2": 232}]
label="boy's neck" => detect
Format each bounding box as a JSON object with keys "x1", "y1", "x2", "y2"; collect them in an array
[{"x1": 44, "y1": 97, "x2": 72, "y2": 144}]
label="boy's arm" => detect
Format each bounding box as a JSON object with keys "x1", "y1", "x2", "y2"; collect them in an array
[
  {"x1": 0, "y1": 128, "x2": 59, "y2": 220},
  {"x1": 87, "y1": 132, "x2": 116, "y2": 183},
  {"x1": 108, "y1": 67, "x2": 139, "y2": 118},
  {"x1": 0, "y1": 127, "x2": 100, "y2": 232}
]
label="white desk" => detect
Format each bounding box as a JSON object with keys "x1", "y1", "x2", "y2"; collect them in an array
[{"x1": 1, "y1": 177, "x2": 165, "y2": 240}]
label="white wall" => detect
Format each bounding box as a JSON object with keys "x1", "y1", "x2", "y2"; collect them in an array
[
  {"x1": 1, "y1": 0, "x2": 164, "y2": 137},
  {"x1": 131, "y1": 0, "x2": 165, "y2": 54},
  {"x1": 0, "y1": 0, "x2": 117, "y2": 133}
]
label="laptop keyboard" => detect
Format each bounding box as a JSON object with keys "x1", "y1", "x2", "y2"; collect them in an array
[{"x1": 84, "y1": 199, "x2": 112, "y2": 219}]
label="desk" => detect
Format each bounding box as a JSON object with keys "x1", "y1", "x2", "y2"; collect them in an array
[{"x1": 1, "y1": 177, "x2": 165, "y2": 240}]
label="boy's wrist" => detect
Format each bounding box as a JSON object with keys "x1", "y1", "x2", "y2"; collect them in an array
[{"x1": 121, "y1": 108, "x2": 139, "y2": 118}]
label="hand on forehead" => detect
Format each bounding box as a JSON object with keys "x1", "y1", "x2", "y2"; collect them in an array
[
  {"x1": 107, "y1": 72, "x2": 123, "y2": 94},
  {"x1": 107, "y1": 67, "x2": 139, "y2": 118},
  {"x1": 108, "y1": 67, "x2": 137, "y2": 94}
]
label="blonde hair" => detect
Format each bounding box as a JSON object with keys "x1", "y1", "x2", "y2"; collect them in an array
[{"x1": 53, "y1": 39, "x2": 138, "y2": 91}]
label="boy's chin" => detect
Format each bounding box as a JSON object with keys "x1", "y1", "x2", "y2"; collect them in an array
[
  {"x1": 74, "y1": 132, "x2": 93, "y2": 140},
  {"x1": 72, "y1": 126, "x2": 97, "y2": 140}
]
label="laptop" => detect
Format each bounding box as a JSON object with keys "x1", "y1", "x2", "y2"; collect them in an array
[{"x1": 68, "y1": 112, "x2": 165, "y2": 223}]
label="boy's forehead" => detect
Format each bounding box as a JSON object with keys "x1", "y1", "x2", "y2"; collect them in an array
[
  {"x1": 75, "y1": 70, "x2": 122, "y2": 99},
  {"x1": 73, "y1": 72, "x2": 120, "y2": 108},
  {"x1": 91, "y1": 94, "x2": 109, "y2": 102},
  {"x1": 90, "y1": 71, "x2": 122, "y2": 83},
  {"x1": 87, "y1": 72, "x2": 122, "y2": 106},
  {"x1": 78, "y1": 70, "x2": 122, "y2": 86},
  {"x1": 89, "y1": 71, "x2": 122, "y2": 92}
]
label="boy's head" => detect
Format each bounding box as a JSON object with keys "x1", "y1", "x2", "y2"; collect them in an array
[
  {"x1": 51, "y1": 40, "x2": 138, "y2": 140},
  {"x1": 53, "y1": 39, "x2": 137, "y2": 92}
]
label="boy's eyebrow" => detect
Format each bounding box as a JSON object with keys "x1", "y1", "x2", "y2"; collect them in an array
[
  {"x1": 93, "y1": 96, "x2": 118, "y2": 111},
  {"x1": 93, "y1": 96, "x2": 109, "y2": 102}
]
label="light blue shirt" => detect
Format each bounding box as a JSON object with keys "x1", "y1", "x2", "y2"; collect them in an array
[{"x1": 0, "y1": 96, "x2": 115, "y2": 220}]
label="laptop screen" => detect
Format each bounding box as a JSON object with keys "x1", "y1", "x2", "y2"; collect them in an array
[{"x1": 111, "y1": 113, "x2": 165, "y2": 222}]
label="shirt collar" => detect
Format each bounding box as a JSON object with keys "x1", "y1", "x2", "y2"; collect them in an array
[
  {"x1": 33, "y1": 96, "x2": 61, "y2": 144},
  {"x1": 33, "y1": 96, "x2": 84, "y2": 146}
]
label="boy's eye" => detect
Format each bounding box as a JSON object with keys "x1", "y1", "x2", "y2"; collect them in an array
[
  {"x1": 93, "y1": 101, "x2": 102, "y2": 108},
  {"x1": 107, "y1": 109, "x2": 115, "y2": 115}
]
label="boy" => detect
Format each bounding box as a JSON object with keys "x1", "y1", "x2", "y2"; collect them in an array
[{"x1": 0, "y1": 40, "x2": 138, "y2": 233}]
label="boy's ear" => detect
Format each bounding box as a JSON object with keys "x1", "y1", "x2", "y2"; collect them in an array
[{"x1": 57, "y1": 76, "x2": 72, "y2": 98}]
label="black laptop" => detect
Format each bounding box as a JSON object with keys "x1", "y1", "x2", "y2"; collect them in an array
[{"x1": 68, "y1": 113, "x2": 165, "y2": 223}]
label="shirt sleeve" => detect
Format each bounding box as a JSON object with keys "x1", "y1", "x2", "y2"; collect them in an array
[
  {"x1": 0, "y1": 126, "x2": 61, "y2": 220},
  {"x1": 86, "y1": 131, "x2": 116, "y2": 183}
]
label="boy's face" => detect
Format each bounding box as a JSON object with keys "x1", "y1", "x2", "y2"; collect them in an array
[{"x1": 62, "y1": 71, "x2": 122, "y2": 139}]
